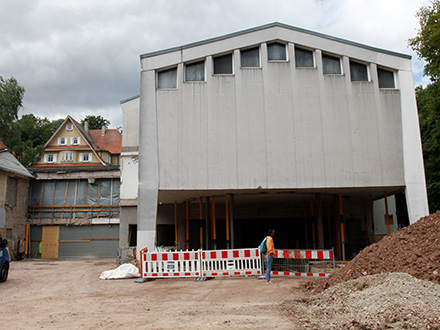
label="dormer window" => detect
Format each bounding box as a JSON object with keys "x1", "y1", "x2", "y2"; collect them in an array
[
  {"x1": 66, "y1": 124, "x2": 73, "y2": 131},
  {"x1": 71, "y1": 137, "x2": 80, "y2": 145},
  {"x1": 58, "y1": 137, "x2": 67, "y2": 145}
]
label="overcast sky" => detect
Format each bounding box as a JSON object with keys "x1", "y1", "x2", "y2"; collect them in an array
[{"x1": 0, "y1": 0, "x2": 431, "y2": 128}]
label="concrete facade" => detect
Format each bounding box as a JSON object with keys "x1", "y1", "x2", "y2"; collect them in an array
[
  {"x1": 119, "y1": 96, "x2": 140, "y2": 253},
  {"x1": 128, "y1": 23, "x2": 428, "y2": 257}
]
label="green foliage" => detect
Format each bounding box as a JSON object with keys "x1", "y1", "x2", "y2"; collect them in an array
[
  {"x1": 8, "y1": 114, "x2": 62, "y2": 167},
  {"x1": 80, "y1": 115, "x2": 110, "y2": 130},
  {"x1": 0, "y1": 76, "x2": 25, "y2": 147},
  {"x1": 416, "y1": 82, "x2": 440, "y2": 212},
  {"x1": 409, "y1": 0, "x2": 440, "y2": 81}
]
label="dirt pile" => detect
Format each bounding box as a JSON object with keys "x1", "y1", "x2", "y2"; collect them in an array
[
  {"x1": 282, "y1": 272, "x2": 440, "y2": 329},
  {"x1": 309, "y1": 211, "x2": 440, "y2": 292}
]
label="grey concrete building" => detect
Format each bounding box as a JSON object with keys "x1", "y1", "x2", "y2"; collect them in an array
[{"x1": 122, "y1": 23, "x2": 428, "y2": 260}]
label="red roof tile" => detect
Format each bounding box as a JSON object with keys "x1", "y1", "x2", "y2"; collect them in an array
[
  {"x1": 88, "y1": 129, "x2": 122, "y2": 154},
  {"x1": 0, "y1": 140, "x2": 7, "y2": 151}
]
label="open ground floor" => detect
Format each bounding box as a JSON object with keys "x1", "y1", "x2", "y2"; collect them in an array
[{"x1": 122, "y1": 187, "x2": 410, "y2": 261}]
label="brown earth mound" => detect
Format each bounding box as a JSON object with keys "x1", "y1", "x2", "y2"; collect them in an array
[{"x1": 307, "y1": 211, "x2": 440, "y2": 292}]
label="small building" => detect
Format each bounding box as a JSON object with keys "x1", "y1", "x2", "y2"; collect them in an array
[
  {"x1": 0, "y1": 141, "x2": 34, "y2": 258},
  {"x1": 122, "y1": 23, "x2": 428, "y2": 259},
  {"x1": 28, "y1": 116, "x2": 122, "y2": 258}
]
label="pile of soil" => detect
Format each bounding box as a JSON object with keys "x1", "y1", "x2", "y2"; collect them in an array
[
  {"x1": 308, "y1": 211, "x2": 440, "y2": 292},
  {"x1": 282, "y1": 272, "x2": 440, "y2": 329}
]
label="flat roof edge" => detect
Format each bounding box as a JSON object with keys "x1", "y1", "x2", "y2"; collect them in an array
[
  {"x1": 120, "y1": 95, "x2": 140, "y2": 105},
  {"x1": 140, "y1": 22, "x2": 411, "y2": 60}
]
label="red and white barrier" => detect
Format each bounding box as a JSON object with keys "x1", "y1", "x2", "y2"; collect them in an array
[
  {"x1": 201, "y1": 248, "x2": 261, "y2": 277},
  {"x1": 273, "y1": 249, "x2": 333, "y2": 260},
  {"x1": 263, "y1": 248, "x2": 335, "y2": 278},
  {"x1": 141, "y1": 250, "x2": 201, "y2": 278},
  {"x1": 139, "y1": 247, "x2": 334, "y2": 279}
]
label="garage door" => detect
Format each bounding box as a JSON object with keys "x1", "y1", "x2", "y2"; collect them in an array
[{"x1": 58, "y1": 225, "x2": 119, "y2": 258}]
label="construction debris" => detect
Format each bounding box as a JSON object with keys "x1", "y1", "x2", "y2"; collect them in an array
[
  {"x1": 282, "y1": 272, "x2": 440, "y2": 329},
  {"x1": 307, "y1": 211, "x2": 440, "y2": 292}
]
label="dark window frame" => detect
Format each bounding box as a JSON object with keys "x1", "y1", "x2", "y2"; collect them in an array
[
  {"x1": 185, "y1": 60, "x2": 205, "y2": 82},
  {"x1": 240, "y1": 46, "x2": 260, "y2": 68},
  {"x1": 213, "y1": 53, "x2": 233, "y2": 75},
  {"x1": 350, "y1": 60, "x2": 369, "y2": 82},
  {"x1": 267, "y1": 42, "x2": 287, "y2": 61},
  {"x1": 157, "y1": 67, "x2": 178, "y2": 89},
  {"x1": 322, "y1": 54, "x2": 342, "y2": 74},
  {"x1": 295, "y1": 47, "x2": 314, "y2": 68}
]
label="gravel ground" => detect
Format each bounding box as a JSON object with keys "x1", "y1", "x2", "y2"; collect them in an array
[{"x1": 282, "y1": 272, "x2": 440, "y2": 329}]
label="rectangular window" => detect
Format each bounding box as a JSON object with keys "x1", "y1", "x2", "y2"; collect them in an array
[
  {"x1": 350, "y1": 61, "x2": 369, "y2": 81},
  {"x1": 241, "y1": 47, "x2": 260, "y2": 67},
  {"x1": 378, "y1": 68, "x2": 395, "y2": 88},
  {"x1": 71, "y1": 137, "x2": 80, "y2": 145},
  {"x1": 157, "y1": 68, "x2": 177, "y2": 89},
  {"x1": 185, "y1": 61, "x2": 205, "y2": 81},
  {"x1": 45, "y1": 154, "x2": 56, "y2": 163},
  {"x1": 213, "y1": 54, "x2": 233, "y2": 74},
  {"x1": 107, "y1": 154, "x2": 111, "y2": 163},
  {"x1": 322, "y1": 54, "x2": 341, "y2": 74},
  {"x1": 80, "y1": 153, "x2": 92, "y2": 162},
  {"x1": 58, "y1": 137, "x2": 67, "y2": 145},
  {"x1": 295, "y1": 47, "x2": 314, "y2": 67},
  {"x1": 267, "y1": 42, "x2": 286, "y2": 61},
  {"x1": 66, "y1": 124, "x2": 73, "y2": 131}
]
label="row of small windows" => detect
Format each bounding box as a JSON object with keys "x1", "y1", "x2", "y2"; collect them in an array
[
  {"x1": 58, "y1": 137, "x2": 80, "y2": 146},
  {"x1": 157, "y1": 42, "x2": 396, "y2": 89},
  {"x1": 44, "y1": 152, "x2": 92, "y2": 163}
]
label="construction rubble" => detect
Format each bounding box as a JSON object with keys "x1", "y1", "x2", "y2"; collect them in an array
[{"x1": 281, "y1": 211, "x2": 440, "y2": 329}]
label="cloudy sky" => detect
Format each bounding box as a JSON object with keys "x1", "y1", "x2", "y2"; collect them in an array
[{"x1": 0, "y1": 0, "x2": 431, "y2": 128}]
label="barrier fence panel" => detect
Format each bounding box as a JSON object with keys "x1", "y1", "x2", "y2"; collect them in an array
[
  {"x1": 141, "y1": 250, "x2": 201, "y2": 278},
  {"x1": 139, "y1": 247, "x2": 333, "y2": 280},
  {"x1": 201, "y1": 248, "x2": 262, "y2": 277},
  {"x1": 262, "y1": 248, "x2": 335, "y2": 278}
]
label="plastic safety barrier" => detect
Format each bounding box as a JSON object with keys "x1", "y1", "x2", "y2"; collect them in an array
[
  {"x1": 201, "y1": 248, "x2": 261, "y2": 277},
  {"x1": 140, "y1": 248, "x2": 261, "y2": 279},
  {"x1": 262, "y1": 248, "x2": 335, "y2": 278},
  {"x1": 141, "y1": 249, "x2": 201, "y2": 278}
]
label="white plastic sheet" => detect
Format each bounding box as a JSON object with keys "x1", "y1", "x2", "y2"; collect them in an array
[{"x1": 99, "y1": 264, "x2": 140, "y2": 280}]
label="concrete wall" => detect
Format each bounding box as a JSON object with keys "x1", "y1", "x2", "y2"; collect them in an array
[
  {"x1": 0, "y1": 171, "x2": 29, "y2": 241},
  {"x1": 135, "y1": 24, "x2": 429, "y2": 251}
]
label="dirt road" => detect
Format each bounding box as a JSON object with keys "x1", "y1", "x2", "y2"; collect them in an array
[{"x1": 2, "y1": 259, "x2": 308, "y2": 329}]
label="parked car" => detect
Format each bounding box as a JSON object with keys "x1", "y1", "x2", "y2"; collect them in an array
[{"x1": 0, "y1": 234, "x2": 10, "y2": 282}]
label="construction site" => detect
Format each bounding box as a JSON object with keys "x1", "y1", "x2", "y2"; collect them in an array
[{"x1": 2, "y1": 211, "x2": 440, "y2": 329}]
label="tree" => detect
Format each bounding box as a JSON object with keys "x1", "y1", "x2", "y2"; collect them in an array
[
  {"x1": 8, "y1": 115, "x2": 62, "y2": 167},
  {"x1": 416, "y1": 82, "x2": 440, "y2": 212},
  {"x1": 80, "y1": 115, "x2": 110, "y2": 129},
  {"x1": 0, "y1": 76, "x2": 25, "y2": 147},
  {"x1": 409, "y1": 1, "x2": 440, "y2": 212},
  {"x1": 409, "y1": 0, "x2": 440, "y2": 81}
]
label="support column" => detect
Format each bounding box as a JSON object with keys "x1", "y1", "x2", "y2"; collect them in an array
[
  {"x1": 185, "y1": 200, "x2": 190, "y2": 249},
  {"x1": 230, "y1": 194, "x2": 235, "y2": 249},
  {"x1": 137, "y1": 69, "x2": 159, "y2": 256},
  {"x1": 363, "y1": 199, "x2": 369, "y2": 245},
  {"x1": 384, "y1": 192, "x2": 391, "y2": 236},
  {"x1": 211, "y1": 196, "x2": 217, "y2": 250},
  {"x1": 370, "y1": 196, "x2": 376, "y2": 242},
  {"x1": 339, "y1": 193, "x2": 345, "y2": 261},
  {"x1": 316, "y1": 193, "x2": 323, "y2": 249},
  {"x1": 334, "y1": 195, "x2": 340, "y2": 260},
  {"x1": 304, "y1": 201, "x2": 309, "y2": 249},
  {"x1": 225, "y1": 195, "x2": 230, "y2": 249},
  {"x1": 310, "y1": 198, "x2": 316, "y2": 249},
  {"x1": 174, "y1": 201, "x2": 178, "y2": 247},
  {"x1": 199, "y1": 198, "x2": 203, "y2": 250},
  {"x1": 327, "y1": 201, "x2": 332, "y2": 248}
]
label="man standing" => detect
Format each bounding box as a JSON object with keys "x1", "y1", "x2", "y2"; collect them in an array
[{"x1": 266, "y1": 229, "x2": 275, "y2": 284}]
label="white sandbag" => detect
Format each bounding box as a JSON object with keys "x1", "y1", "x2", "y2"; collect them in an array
[{"x1": 99, "y1": 263, "x2": 140, "y2": 280}]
